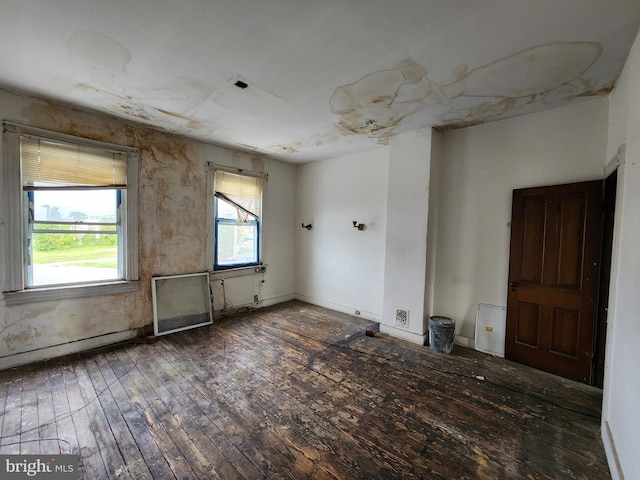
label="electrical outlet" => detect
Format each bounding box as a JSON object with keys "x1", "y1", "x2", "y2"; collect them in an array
[{"x1": 354, "y1": 310, "x2": 361, "y2": 316}]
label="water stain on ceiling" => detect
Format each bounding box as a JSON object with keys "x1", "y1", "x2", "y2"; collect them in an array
[
  {"x1": 68, "y1": 30, "x2": 131, "y2": 85},
  {"x1": 1, "y1": 0, "x2": 638, "y2": 162},
  {"x1": 328, "y1": 42, "x2": 602, "y2": 140}
]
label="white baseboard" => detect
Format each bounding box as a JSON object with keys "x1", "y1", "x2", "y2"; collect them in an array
[
  {"x1": 294, "y1": 294, "x2": 382, "y2": 322},
  {"x1": 455, "y1": 335, "x2": 475, "y2": 348},
  {"x1": 0, "y1": 330, "x2": 138, "y2": 371},
  {"x1": 602, "y1": 421, "x2": 624, "y2": 480},
  {"x1": 379, "y1": 323, "x2": 427, "y2": 345},
  {"x1": 260, "y1": 293, "x2": 297, "y2": 308},
  {"x1": 213, "y1": 293, "x2": 297, "y2": 318}
]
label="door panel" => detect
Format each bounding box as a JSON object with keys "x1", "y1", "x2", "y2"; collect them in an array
[
  {"x1": 521, "y1": 195, "x2": 545, "y2": 283},
  {"x1": 557, "y1": 193, "x2": 584, "y2": 287},
  {"x1": 516, "y1": 302, "x2": 541, "y2": 347},
  {"x1": 506, "y1": 180, "x2": 602, "y2": 383},
  {"x1": 550, "y1": 308, "x2": 579, "y2": 357}
]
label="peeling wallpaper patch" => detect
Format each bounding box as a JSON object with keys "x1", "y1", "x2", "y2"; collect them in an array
[
  {"x1": 5, "y1": 326, "x2": 36, "y2": 352},
  {"x1": 1, "y1": 92, "x2": 223, "y2": 357}
]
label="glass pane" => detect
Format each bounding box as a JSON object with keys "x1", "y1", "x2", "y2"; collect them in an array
[
  {"x1": 32, "y1": 190, "x2": 118, "y2": 223},
  {"x1": 216, "y1": 223, "x2": 258, "y2": 266},
  {"x1": 30, "y1": 232, "x2": 119, "y2": 286},
  {"x1": 216, "y1": 197, "x2": 238, "y2": 220},
  {"x1": 34, "y1": 224, "x2": 117, "y2": 232}
]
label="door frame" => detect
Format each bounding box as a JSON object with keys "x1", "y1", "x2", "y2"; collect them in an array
[{"x1": 592, "y1": 170, "x2": 617, "y2": 387}]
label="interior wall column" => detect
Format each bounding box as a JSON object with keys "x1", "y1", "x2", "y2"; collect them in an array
[{"x1": 380, "y1": 128, "x2": 432, "y2": 344}]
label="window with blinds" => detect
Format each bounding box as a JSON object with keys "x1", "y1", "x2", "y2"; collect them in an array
[
  {"x1": 213, "y1": 169, "x2": 263, "y2": 270},
  {"x1": 21, "y1": 135, "x2": 127, "y2": 188},
  {"x1": 20, "y1": 133, "x2": 129, "y2": 287}
]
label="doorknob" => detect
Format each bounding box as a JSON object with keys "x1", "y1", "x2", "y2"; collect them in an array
[{"x1": 509, "y1": 281, "x2": 518, "y2": 291}]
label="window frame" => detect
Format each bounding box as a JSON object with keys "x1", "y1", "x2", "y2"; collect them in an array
[
  {"x1": 208, "y1": 165, "x2": 265, "y2": 272},
  {"x1": 2, "y1": 122, "x2": 140, "y2": 305},
  {"x1": 26, "y1": 189, "x2": 122, "y2": 287}
]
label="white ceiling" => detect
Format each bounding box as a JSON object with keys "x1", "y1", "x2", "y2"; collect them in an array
[{"x1": 2, "y1": 0, "x2": 640, "y2": 163}]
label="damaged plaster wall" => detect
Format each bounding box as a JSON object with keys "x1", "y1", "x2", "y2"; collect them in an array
[
  {"x1": 432, "y1": 98, "x2": 609, "y2": 347},
  {"x1": 0, "y1": 88, "x2": 296, "y2": 369}
]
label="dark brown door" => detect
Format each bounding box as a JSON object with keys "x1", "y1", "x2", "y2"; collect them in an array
[{"x1": 505, "y1": 180, "x2": 602, "y2": 383}]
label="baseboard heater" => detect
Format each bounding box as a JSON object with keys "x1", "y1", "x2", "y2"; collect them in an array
[{"x1": 151, "y1": 272, "x2": 213, "y2": 336}]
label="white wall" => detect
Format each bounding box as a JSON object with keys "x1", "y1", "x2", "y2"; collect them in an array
[
  {"x1": 0, "y1": 89, "x2": 296, "y2": 369},
  {"x1": 380, "y1": 129, "x2": 432, "y2": 343},
  {"x1": 295, "y1": 146, "x2": 389, "y2": 320},
  {"x1": 433, "y1": 98, "x2": 609, "y2": 345},
  {"x1": 425, "y1": 130, "x2": 443, "y2": 316},
  {"x1": 602, "y1": 30, "x2": 640, "y2": 480}
]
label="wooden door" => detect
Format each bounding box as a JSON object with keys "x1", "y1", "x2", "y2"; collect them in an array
[{"x1": 505, "y1": 180, "x2": 602, "y2": 383}]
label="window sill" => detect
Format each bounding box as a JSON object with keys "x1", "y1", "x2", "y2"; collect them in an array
[
  {"x1": 3, "y1": 280, "x2": 140, "y2": 306},
  {"x1": 210, "y1": 265, "x2": 267, "y2": 280}
]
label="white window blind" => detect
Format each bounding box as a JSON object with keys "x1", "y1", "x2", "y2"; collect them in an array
[
  {"x1": 214, "y1": 170, "x2": 262, "y2": 219},
  {"x1": 21, "y1": 134, "x2": 127, "y2": 188}
]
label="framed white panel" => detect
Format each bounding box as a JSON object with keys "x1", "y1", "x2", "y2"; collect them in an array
[
  {"x1": 475, "y1": 303, "x2": 506, "y2": 357},
  {"x1": 151, "y1": 272, "x2": 213, "y2": 336}
]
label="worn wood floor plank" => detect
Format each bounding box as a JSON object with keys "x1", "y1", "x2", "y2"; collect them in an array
[
  {"x1": 19, "y1": 368, "x2": 40, "y2": 454},
  {"x1": 0, "y1": 366, "x2": 8, "y2": 451},
  {"x1": 170, "y1": 327, "x2": 364, "y2": 479},
  {"x1": 101, "y1": 350, "x2": 176, "y2": 479},
  {"x1": 0, "y1": 300, "x2": 609, "y2": 479},
  {"x1": 122, "y1": 345, "x2": 227, "y2": 479},
  {"x1": 87, "y1": 354, "x2": 153, "y2": 479},
  {"x1": 160, "y1": 334, "x2": 328, "y2": 479},
  {"x1": 130, "y1": 343, "x2": 264, "y2": 479},
  {"x1": 254, "y1": 305, "x2": 609, "y2": 478},
  {"x1": 0, "y1": 373, "x2": 22, "y2": 454},
  {"x1": 209, "y1": 321, "x2": 426, "y2": 478},
  {"x1": 222, "y1": 314, "x2": 481, "y2": 478},
  {"x1": 50, "y1": 357, "x2": 81, "y2": 479},
  {"x1": 109, "y1": 347, "x2": 198, "y2": 479},
  {"x1": 35, "y1": 367, "x2": 58, "y2": 454},
  {"x1": 64, "y1": 356, "x2": 108, "y2": 479}
]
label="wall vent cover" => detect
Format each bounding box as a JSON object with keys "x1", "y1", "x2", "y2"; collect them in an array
[{"x1": 395, "y1": 308, "x2": 409, "y2": 327}]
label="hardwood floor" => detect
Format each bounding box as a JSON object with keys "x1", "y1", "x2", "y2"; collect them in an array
[{"x1": 0, "y1": 301, "x2": 609, "y2": 479}]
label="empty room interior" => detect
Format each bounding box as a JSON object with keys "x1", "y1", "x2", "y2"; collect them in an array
[{"x1": 1, "y1": 1, "x2": 640, "y2": 478}]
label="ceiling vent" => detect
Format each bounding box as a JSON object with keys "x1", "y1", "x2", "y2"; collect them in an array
[{"x1": 214, "y1": 76, "x2": 289, "y2": 118}]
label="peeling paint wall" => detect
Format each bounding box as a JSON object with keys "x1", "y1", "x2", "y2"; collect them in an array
[{"x1": 0, "y1": 88, "x2": 296, "y2": 368}]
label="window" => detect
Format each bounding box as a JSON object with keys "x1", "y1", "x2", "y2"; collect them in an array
[
  {"x1": 2, "y1": 122, "x2": 139, "y2": 304},
  {"x1": 213, "y1": 169, "x2": 263, "y2": 270}
]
